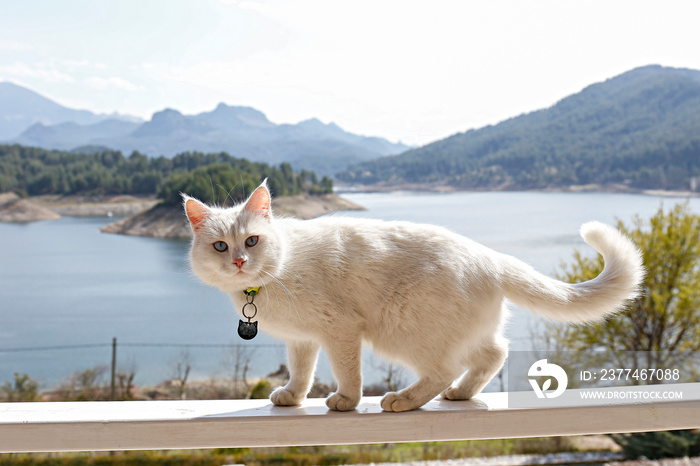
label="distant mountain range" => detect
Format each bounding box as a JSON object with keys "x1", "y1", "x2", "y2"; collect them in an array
[
  {"x1": 6, "y1": 65, "x2": 700, "y2": 190},
  {"x1": 0, "y1": 82, "x2": 409, "y2": 176},
  {"x1": 0, "y1": 82, "x2": 140, "y2": 141},
  {"x1": 339, "y1": 65, "x2": 700, "y2": 192}
]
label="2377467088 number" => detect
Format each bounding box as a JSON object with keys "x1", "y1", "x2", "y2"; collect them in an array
[{"x1": 598, "y1": 368, "x2": 680, "y2": 381}]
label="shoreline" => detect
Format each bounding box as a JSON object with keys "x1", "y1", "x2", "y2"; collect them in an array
[
  {"x1": 0, "y1": 193, "x2": 365, "y2": 227},
  {"x1": 32, "y1": 193, "x2": 159, "y2": 217},
  {"x1": 2, "y1": 184, "x2": 697, "y2": 224},
  {"x1": 335, "y1": 182, "x2": 700, "y2": 198},
  {"x1": 0, "y1": 193, "x2": 61, "y2": 223}
]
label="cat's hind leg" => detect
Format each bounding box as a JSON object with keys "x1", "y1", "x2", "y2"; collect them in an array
[
  {"x1": 441, "y1": 335, "x2": 508, "y2": 401},
  {"x1": 380, "y1": 360, "x2": 462, "y2": 412},
  {"x1": 270, "y1": 340, "x2": 320, "y2": 406}
]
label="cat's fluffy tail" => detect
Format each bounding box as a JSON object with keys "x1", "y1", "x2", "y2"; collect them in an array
[{"x1": 501, "y1": 221, "x2": 644, "y2": 323}]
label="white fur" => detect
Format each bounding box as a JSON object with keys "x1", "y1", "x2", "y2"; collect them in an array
[{"x1": 184, "y1": 186, "x2": 644, "y2": 412}]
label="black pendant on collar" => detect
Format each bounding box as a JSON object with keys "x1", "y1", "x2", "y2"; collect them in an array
[
  {"x1": 238, "y1": 319, "x2": 258, "y2": 340},
  {"x1": 238, "y1": 287, "x2": 260, "y2": 340}
]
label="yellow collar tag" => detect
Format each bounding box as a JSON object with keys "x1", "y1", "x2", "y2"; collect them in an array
[{"x1": 244, "y1": 287, "x2": 260, "y2": 297}]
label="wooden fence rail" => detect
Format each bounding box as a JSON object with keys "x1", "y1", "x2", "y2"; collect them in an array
[{"x1": 1, "y1": 383, "x2": 698, "y2": 453}]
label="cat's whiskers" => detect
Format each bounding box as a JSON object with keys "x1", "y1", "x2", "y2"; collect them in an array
[
  {"x1": 273, "y1": 262, "x2": 320, "y2": 303},
  {"x1": 260, "y1": 268, "x2": 297, "y2": 313},
  {"x1": 255, "y1": 269, "x2": 282, "y2": 308},
  {"x1": 259, "y1": 267, "x2": 302, "y2": 321},
  {"x1": 263, "y1": 269, "x2": 301, "y2": 317},
  {"x1": 255, "y1": 271, "x2": 280, "y2": 309},
  {"x1": 257, "y1": 259, "x2": 319, "y2": 306}
]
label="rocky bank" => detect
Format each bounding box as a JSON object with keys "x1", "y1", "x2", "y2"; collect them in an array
[
  {"x1": 0, "y1": 193, "x2": 61, "y2": 222},
  {"x1": 34, "y1": 194, "x2": 159, "y2": 217}
]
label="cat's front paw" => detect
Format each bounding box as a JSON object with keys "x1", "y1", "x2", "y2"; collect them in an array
[
  {"x1": 325, "y1": 392, "x2": 359, "y2": 411},
  {"x1": 380, "y1": 392, "x2": 421, "y2": 412},
  {"x1": 270, "y1": 387, "x2": 303, "y2": 406}
]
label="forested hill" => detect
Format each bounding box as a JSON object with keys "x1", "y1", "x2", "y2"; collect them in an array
[
  {"x1": 338, "y1": 65, "x2": 700, "y2": 191},
  {"x1": 0, "y1": 144, "x2": 333, "y2": 205}
]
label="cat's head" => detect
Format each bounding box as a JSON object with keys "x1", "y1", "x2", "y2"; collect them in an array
[{"x1": 183, "y1": 181, "x2": 285, "y2": 293}]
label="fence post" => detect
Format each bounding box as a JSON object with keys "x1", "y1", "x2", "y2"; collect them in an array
[{"x1": 110, "y1": 337, "x2": 117, "y2": 401}]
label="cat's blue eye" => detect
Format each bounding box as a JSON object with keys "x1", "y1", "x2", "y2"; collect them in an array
[
  {"x1": 213, "y1": 241, "x2": 228, "y2": 252},
  {"x1": 245, "y1": 236, "x2": 259, "y2": 248}
]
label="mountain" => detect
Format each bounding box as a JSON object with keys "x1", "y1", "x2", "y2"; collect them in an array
[
  {"x1": 15, "y1": 119, "x2": 141, "y2": 150},
  {"x1": 107, "y1": 105, "x2": 408, "y2": 175},
  {"x1": 193, "y1": 102, "x2": 275, "y2": 130},
  {"x1": 2, "y1": 83, "x2": 409, "y2": 176},
  {"x1": 338, "y1": 65, "x2": 700, "y2": 192},
  {"x1": 0, "y1": 81, "x2": 140, "y2": 141}
]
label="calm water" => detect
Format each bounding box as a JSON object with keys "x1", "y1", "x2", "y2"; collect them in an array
[{"x1": 1, "y1": 191, "x2": 698, "y2": 390}]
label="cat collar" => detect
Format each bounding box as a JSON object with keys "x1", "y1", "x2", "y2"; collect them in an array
[{"x1": 238, "y1": 287, "x2": 260, "y2": 340}]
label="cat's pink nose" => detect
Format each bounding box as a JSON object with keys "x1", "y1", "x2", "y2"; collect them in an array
[{"x1": 233, "y1": 257, "x2": 246, "y2": 269}]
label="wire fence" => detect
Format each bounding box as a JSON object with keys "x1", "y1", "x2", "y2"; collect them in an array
[
  {"x1": 0, "y1": 338, "x2": 295, "y2": 382},
  {"x1": 0, "y1": 338, "x2": 533, "y2": 353},
  {"x1": 0, "y1": 338, "x2": 291, "y2": 400}
]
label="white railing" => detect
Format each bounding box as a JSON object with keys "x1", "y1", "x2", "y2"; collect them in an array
[{"x1": 1, "y1": 383, "x2": 698, "y2": 453}]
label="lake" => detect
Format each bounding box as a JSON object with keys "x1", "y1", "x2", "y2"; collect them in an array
[{"x1": 1, "y1": 191, "x2": 698, "y2": 392}]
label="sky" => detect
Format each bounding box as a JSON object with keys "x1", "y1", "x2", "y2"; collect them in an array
[{"x1": 1, "y1": 0, "x2": 700, "y2": 147}]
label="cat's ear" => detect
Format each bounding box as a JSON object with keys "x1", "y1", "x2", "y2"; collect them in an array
[
  {"x1": 244, "y1": 180, "x2": 272, "y2": 220},
  {"x1": 183, "y1": 195, "x2": 210, "y2": 232}
]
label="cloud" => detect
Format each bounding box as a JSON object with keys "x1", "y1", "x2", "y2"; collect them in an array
[
  {"x1": 61, "y1": 59, "x2": 108, "y2": 70},
  {"x1": 0, "y1": 40, "x2": 33, "y2": 52},
  {"x1": 215, "y1": 0, "x2": 270, "y2": 9},
  {"x1": 0, "y1": 61, "x2": 75, "y2": 83},
  {"x1": 85, "y1": 76, "x2": 144, "y2": 92}
]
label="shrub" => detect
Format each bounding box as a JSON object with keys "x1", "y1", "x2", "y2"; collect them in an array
[{"x1": 610, "y1": 429, "x2": 700, "y2": 460}]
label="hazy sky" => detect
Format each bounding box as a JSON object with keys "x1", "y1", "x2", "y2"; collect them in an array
[{"x1": 1, "y1": 0, "x2": 699, "y2": 146}]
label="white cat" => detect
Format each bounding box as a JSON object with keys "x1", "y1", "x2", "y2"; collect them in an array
[{"x1": 183, "y1": 181, "x2": 644, "y2": 412}]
